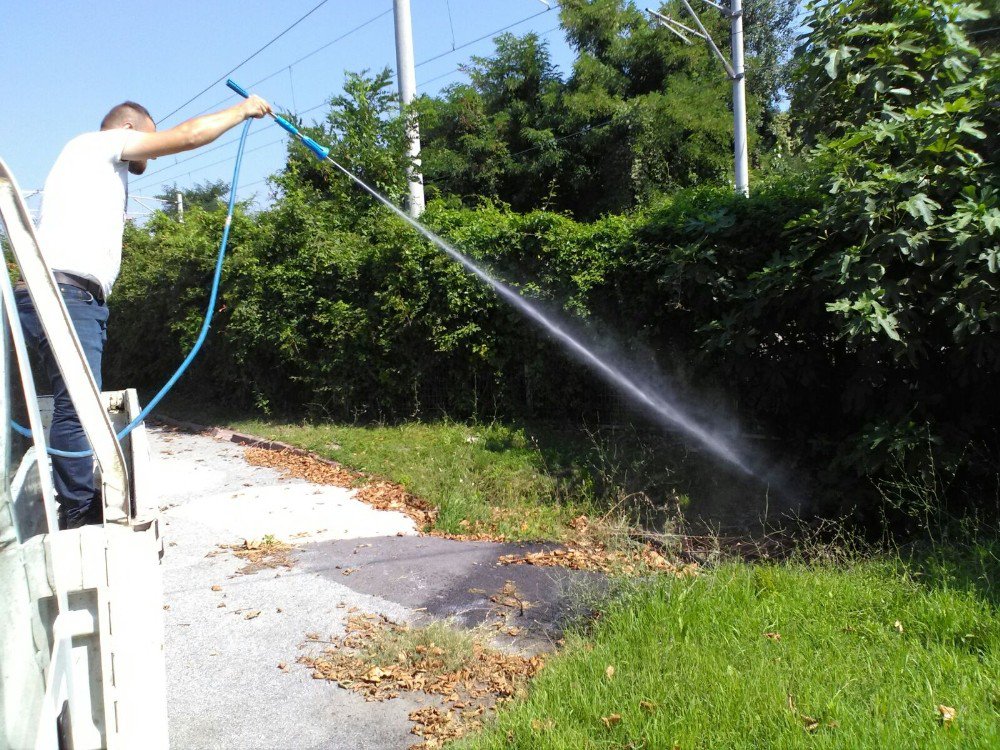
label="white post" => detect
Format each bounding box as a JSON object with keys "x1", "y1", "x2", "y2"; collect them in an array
[
  {"x1": 393, "y1": 0, "x2": 426, "y2": 217},
  {"x1": 176, "y1": 191, "x2": 184, "y2": 223},
  {"x1": 730, "y1": 0, "x2": 749, "y2": 196}
]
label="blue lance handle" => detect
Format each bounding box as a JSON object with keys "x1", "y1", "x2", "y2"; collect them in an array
[{"x1": 226, "y1": 79, "x2": 329, "y2": 160}]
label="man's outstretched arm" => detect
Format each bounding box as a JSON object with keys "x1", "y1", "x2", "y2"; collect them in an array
[{"x1": 121, "y1": 96, "x2": 272, "y2": 161}]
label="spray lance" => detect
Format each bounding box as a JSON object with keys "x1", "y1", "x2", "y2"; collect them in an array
[{"x1": 226, "y1": 80, "x2": 331, "y2": 161}]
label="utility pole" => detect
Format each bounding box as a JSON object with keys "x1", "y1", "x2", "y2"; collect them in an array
[
  {"x1": 648, "y1": 1, "x2": 750, "y2": 196},
  {"x1": 729, "y1": 0, "x2": 748, "y2": 195},
  {"x1": 176, "y1": 191, "x2": 184, "y2": 223},
  {"x1": 393, "y1": 0, "x2": 426, "y2": 217}
]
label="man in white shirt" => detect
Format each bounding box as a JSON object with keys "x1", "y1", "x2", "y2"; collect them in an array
[{"x1": 17, "y1": 94, "x2": 271, "y2": 529}]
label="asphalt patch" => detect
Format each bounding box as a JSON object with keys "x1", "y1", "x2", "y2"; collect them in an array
[{"x1": 297, "y1": 535, "x2": 603, "y2": 643}]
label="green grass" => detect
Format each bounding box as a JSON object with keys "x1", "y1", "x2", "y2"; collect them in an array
[
  {"x1": 163, "y1": 402, "x2": 772, "y2": 539},
  {"x1": 456, "y1": 549, "x2": 1000, "y2": 749},
  {"x1": 226, "y1": 418, "x2": 596, "y2": 540}
]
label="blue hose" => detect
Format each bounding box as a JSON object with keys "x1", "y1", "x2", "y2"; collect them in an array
[{"x1": 13, "y1": 119, "x2": 253, "y2": 458}]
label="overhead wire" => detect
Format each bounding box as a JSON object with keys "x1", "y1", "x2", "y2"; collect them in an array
[
  {"x1": 147, "y1": 3, "x2": 565, "y2": 193},
  {"x1": 180, "y1": 8, "x2": 393, "y2": 123},
  {"x1": 156, "y1": 0, "x2": 333, "y2": 124},
  {"x1": 133, "y1": 137, "x2": 288, "y2": 189},
  {"x1": 444, "y1": 0, "x2": 457, "y2": 50},
  {"x1": 415, "y1": 4, "x2": 560, "y2": 68},
  {"x1": 133, "y1": 93, "x2": 336, "y2": 190},
  {"x1": 130, "y1": 122, "x2": 279, "y2": 187},
  {"x1": 417, "y1": 24, "x2": 564, "y2": 88},
  {"x1": 134, "y1": 8, "x2": 396, "y2": 188}
]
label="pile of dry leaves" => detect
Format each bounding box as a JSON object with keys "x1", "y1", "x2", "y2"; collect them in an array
[
  {"x1": 242, "y1": 447, "x2": 437, "y2": 529},
  {"x1": 498, "y1": 515, "x2": 700, "y2": 577},
  {"x1": 300, "y1": 612, "x2": 543, "y2": 749},
  {"x1": 497, "y1": 544, "x2": 698, "y2": 577},
  {"x1": 218, "y1": 536, "x2": 295, "y2": 574}
]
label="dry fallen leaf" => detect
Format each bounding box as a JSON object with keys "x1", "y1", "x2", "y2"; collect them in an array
[
  {"x1": 244, "y1": 610, "x2": 261, "y2": 620},
  {"x1": 242, "y1": 447, "x2": 437, "y2": 531},
  {"x1": 277, "y1": 662, "x2": 289, "y2": 672},
  {"x1": 211, "y1": 584, "x2": 222, "y2": 592},
  {"x1": 601, "y1": 713, "x2": 622, "y2": 729},
  {"x1": 301, "y1": 614, "x2": 543, "y2": 749},
  {"x1": 937, "y1": 705, "x2": 957, "y2": 727},
  {"x1": 605, "y1": 665, "x2": 616, "y2": 680},
  {"x1": 498, "y1": 543, "x2": 698, "y2": 577},
  {"x1": 764, "y1": 632, "x2": 781, "y2": 641},
  {"x1": 894, "y1": 620, "x2": 904, "y2": 633},
  {"x1": 639, "y1": 700, "x2": 657, "y2": 713}
]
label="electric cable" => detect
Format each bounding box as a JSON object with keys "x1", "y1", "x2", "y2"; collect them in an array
[
  {"x1": 180, "y1": 8, "x2": 393, "y2": 124},
  {"x1": 130, "y1": 122, "x2": 279, "y2": 188},
  {"x1": 415, "y1": 4, "x2": 560, "y2": 68},
  {"x1": 139, "y1": 7, "x2": 561, "y2": 189},
  {"x1": 156, "y1": 0, "x2": 332, "y2": 124},
  {"x1": 417, "y1": 24, "x2": 564, "y2": 87},
  {"x1": 132, "y1": 135, "x2": 285, "y2": 189},
  {"x1": 133, "y1": 6, "x2": 391, "y2": 188},
  {"x1": 13, "y1": 120, "x2": 254, "y2": 457}
]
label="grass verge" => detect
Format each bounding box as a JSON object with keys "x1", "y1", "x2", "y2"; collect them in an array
[
  {"x1": 455, "y1": 546, "x2": 1000, "y2": 749},
  {"x1": 224, "y1": 419, "x2": 600, "y2": 540}
]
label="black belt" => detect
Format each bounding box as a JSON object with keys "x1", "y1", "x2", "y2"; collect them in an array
[
  {"x1": 53, "y1": 272, "x2": 105, "y2": 303},
  {"x1": 14, "y1": 272, "x2": 106, "y2": 303}
]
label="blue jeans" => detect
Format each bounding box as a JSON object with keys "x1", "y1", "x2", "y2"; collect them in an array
[{"x1": 16, "y1": 285, "x2": 109, "y2": 524}]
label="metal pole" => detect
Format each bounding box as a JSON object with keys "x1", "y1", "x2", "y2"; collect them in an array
[
  {"x1": 393, "y1": 0, "x2": 426, "y2": 217},
  {"x1": 730, "y1": 0, "x2": 749, "y2": 196}
]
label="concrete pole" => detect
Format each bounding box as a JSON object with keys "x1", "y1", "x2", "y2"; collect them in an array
[
  {"x1": 393, "y1": 0, "x2": 426, "y2": 217},
  {"x1": 730, "y1": 0, "x2": 749, "y2": 196},
  {"x1": 176, "y1": 191, "x2": 184, "y2": 223}
]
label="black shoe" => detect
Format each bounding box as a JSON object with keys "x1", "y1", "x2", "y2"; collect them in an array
[{"x1": 57, "y1": 502, "x2": 104, "y2": 530}]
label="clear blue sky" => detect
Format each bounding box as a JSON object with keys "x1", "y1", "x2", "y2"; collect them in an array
[{"x1": 0, "y1": 1, "x2": 574, "y2": 216}]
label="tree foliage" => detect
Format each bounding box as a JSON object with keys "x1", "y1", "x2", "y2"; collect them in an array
[
  {"x1": 420, "y1": 0, "x2": 800, "y2": 216},
  {"x1": 772, "y1": 0, "x2": 999, "y2": 478},
  {"x1": 155, "y1": 180, "x2": 229, "y2": 219}
]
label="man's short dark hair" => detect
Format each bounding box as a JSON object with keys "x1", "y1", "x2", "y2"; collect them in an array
[{"x1": 100, "y1": 101, "x2": 153, "y2": 130}]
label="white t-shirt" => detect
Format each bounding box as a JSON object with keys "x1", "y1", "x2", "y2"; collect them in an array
[{"x1": 36, "y1": 129, "x2": 140, "y2": 299}]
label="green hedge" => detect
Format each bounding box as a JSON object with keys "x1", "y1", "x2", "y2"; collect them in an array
[
  {"x1": 108, "y1": 168, "x2": 997, "y2": 519},
  {"x1": 110, "y1": 179, "x2": 812, "y2": 422}
]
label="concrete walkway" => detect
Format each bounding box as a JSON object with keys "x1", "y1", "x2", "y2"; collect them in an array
[{"x1": 153, "y1": 425, "x2": 592, "y2": 750}]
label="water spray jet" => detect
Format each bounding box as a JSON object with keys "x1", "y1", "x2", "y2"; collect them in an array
[{"x1": 227, "y1": 80, "x2": 755, "y2": 477}]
